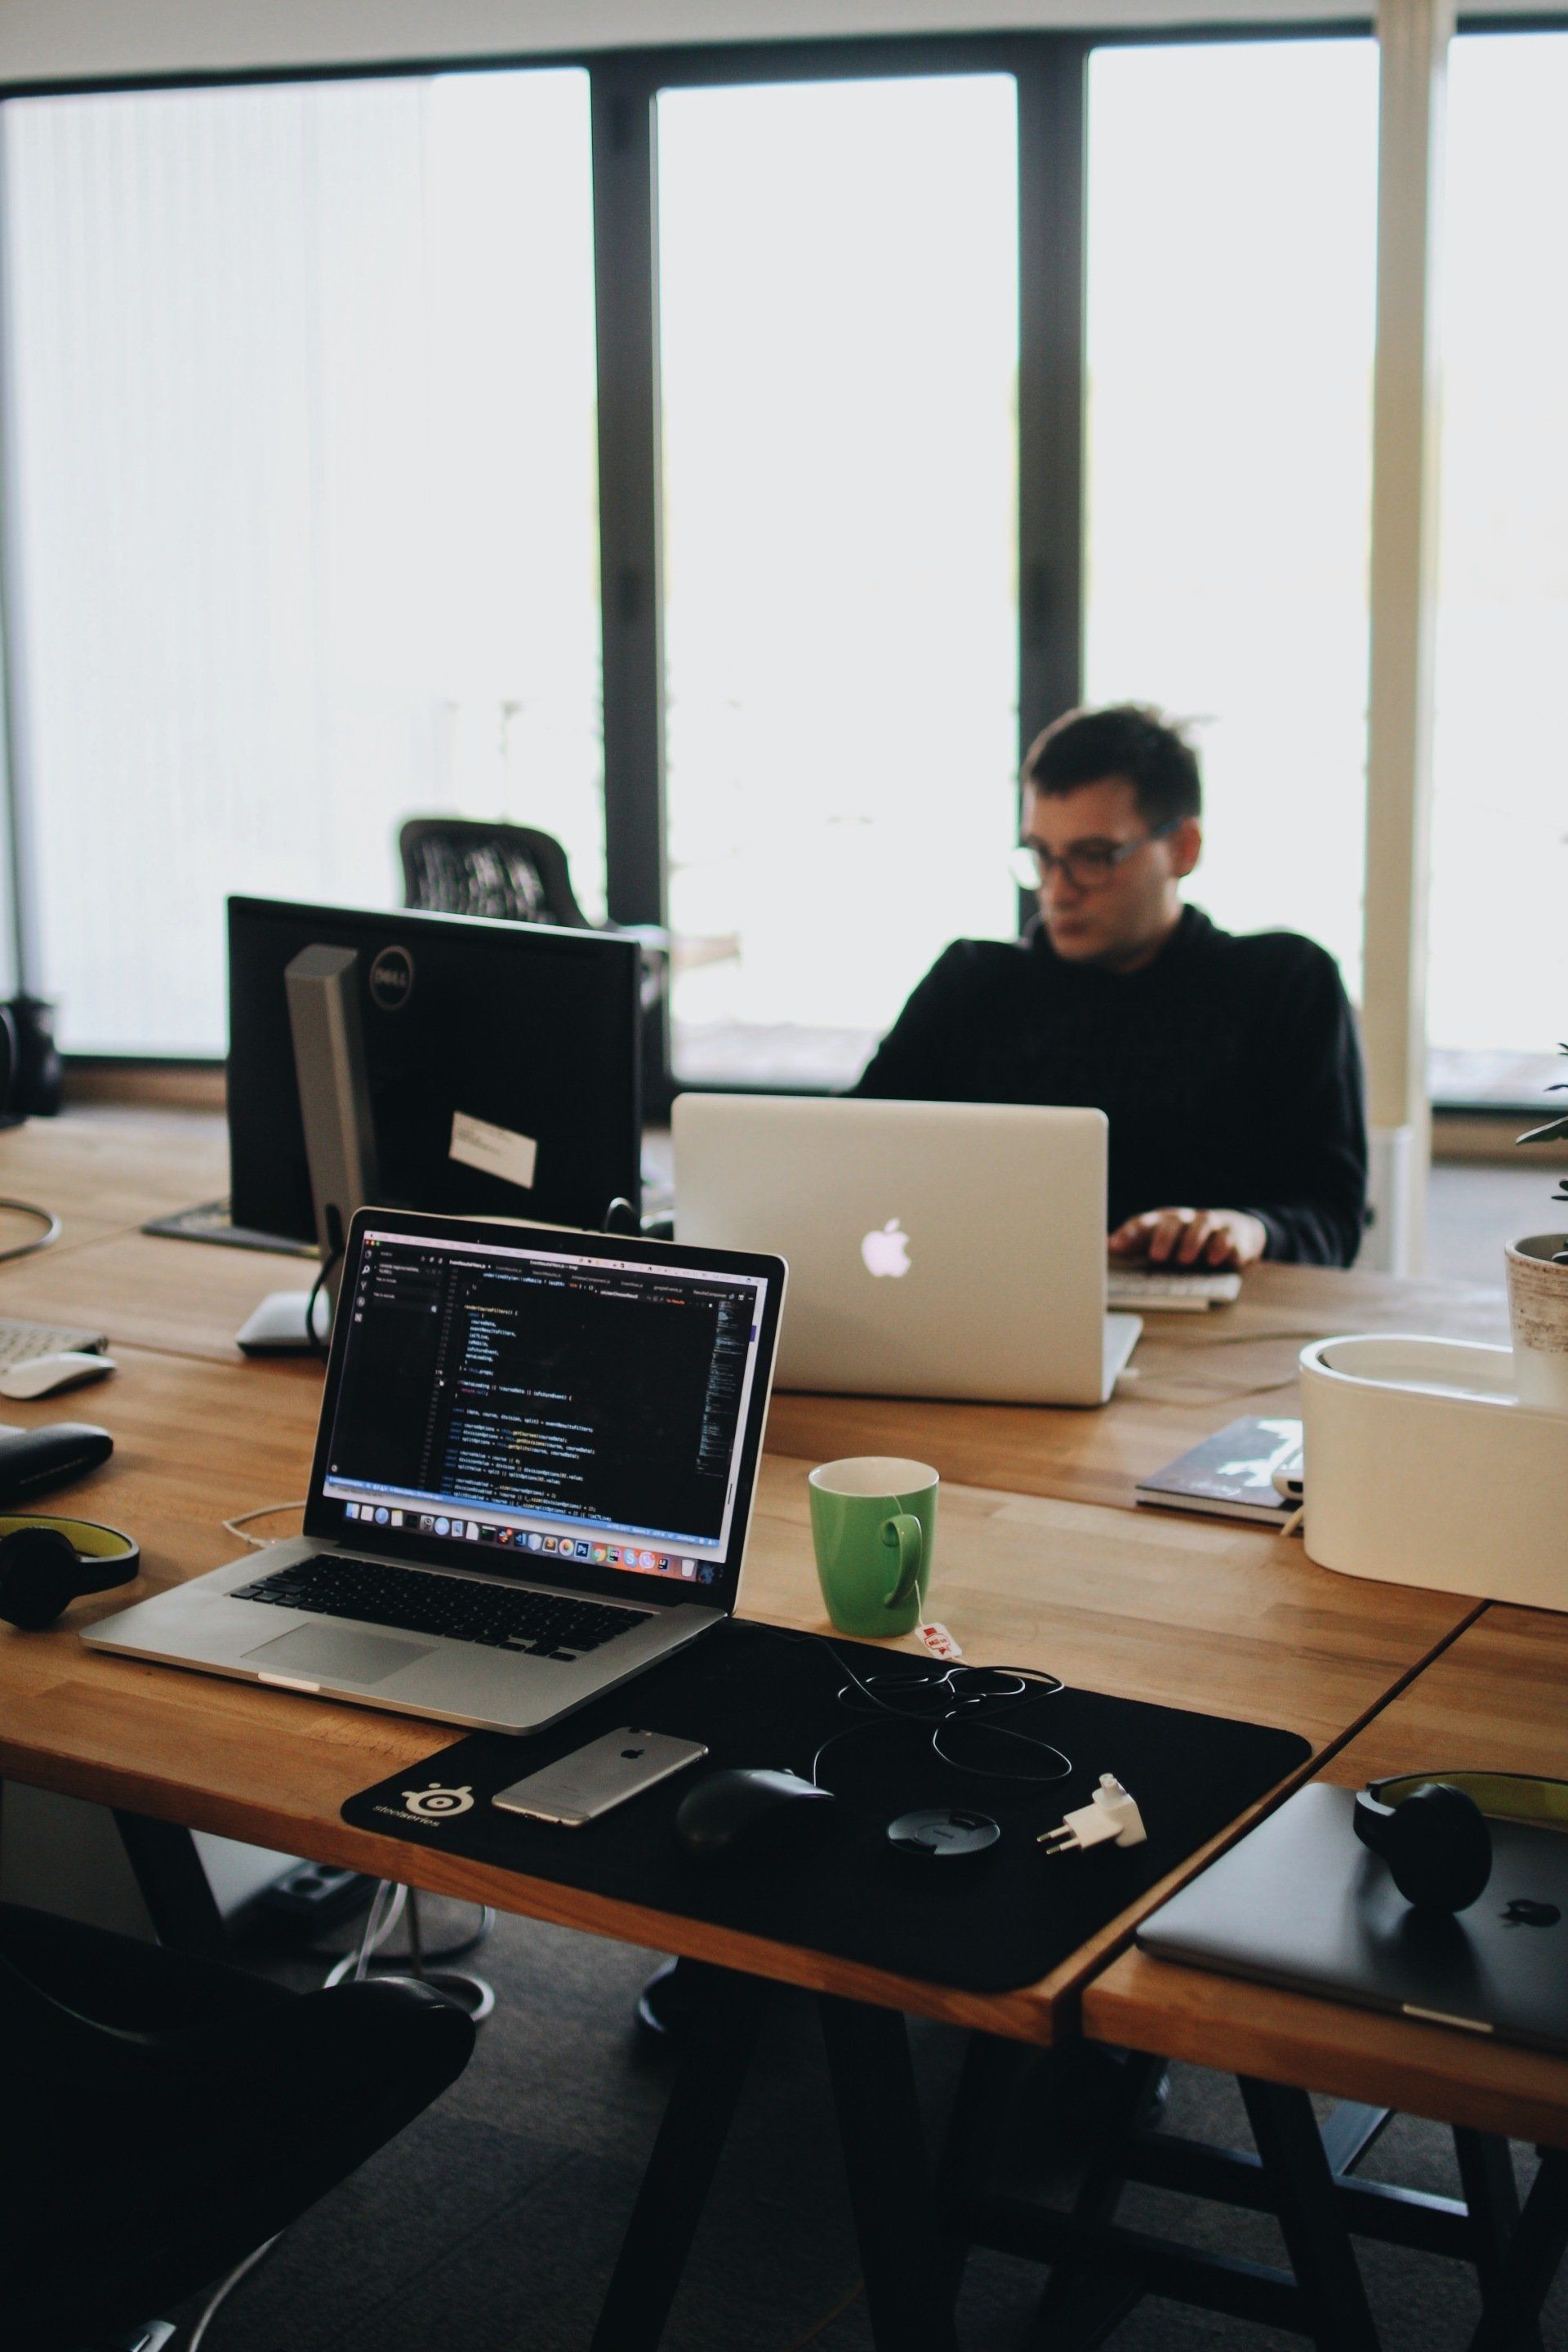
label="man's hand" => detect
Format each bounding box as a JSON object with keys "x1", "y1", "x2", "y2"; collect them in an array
[{"x1": 1107, "y1": 1207, "x2": 1269, "y2": 1271}]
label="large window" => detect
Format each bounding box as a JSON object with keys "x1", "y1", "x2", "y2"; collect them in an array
[
  {"x1": 0, "y1": 25, "x2": 1490, "y2": 1111},
  {"x1": 1428, "y1": 31, "x2": 1568, "y2": 1102},
  {"x1": 2, "y1": 68, "x2": 601, "y2": 1054},
  {"x1": 657, "y1": 72, "x2": 1020, "y2": 1089},
  {"x1": 1083, "y1": 38, "x2": 1378, "y2": 996}
]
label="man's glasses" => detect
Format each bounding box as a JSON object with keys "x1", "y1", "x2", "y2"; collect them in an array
[{"x1": 1009, "y1": 818, "x2": 1180, "y2": 894}]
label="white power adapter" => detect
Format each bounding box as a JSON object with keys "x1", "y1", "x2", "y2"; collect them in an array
[{"x1": 1038, "y1": 1773, "x2": 1147, "y2": 1855}]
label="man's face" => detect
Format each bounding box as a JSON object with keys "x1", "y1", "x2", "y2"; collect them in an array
[{"x1": 1021, "y1": 776, "x2": 1199, "y2": 972}]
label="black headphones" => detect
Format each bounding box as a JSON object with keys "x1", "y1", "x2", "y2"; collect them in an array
[
  {"x1": 0, "y1": 1514, "x2": 140, "y2": 1631},
  {"x1": 1353, "y1": 1771, "x2": 1568, "y2": 1913},
  {"x1": 0, "y1": 995, "x2": 63, "y2": 1126}
]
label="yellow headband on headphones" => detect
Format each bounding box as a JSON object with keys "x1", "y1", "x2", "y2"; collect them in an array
[
  {"x1": 1369, "y1": 1771, "x2": 1568, "y2": 1831},
  {"x1": 0, "y1": 1513, "x2": 139, "y2": 1568}
]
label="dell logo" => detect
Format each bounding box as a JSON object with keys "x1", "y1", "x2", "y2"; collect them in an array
[
  {"x1": 861, "y1": 1218, "x2": 911, "y2": 1279},
  {"x1": 368, "y1": 945, "x2": 415, "y2": 1011}
]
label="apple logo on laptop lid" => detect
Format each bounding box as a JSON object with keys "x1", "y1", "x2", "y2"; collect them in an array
[{"x1": 861, "y1": 1218, "x2": 911, "y2": 1278}]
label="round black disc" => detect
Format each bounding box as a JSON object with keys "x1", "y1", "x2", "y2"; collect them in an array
[{"x1": 885, "y1": 1806, "x2": 1001, "y2": 1860}]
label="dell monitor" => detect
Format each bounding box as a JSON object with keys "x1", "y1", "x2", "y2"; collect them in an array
[{"x1": 227, "y1": 897, "x2": 642, "y2": 1243}]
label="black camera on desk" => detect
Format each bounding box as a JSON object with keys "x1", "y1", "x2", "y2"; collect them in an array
[{"x1": 0, "y1": 994, "x2": 62, "y2": 1126}]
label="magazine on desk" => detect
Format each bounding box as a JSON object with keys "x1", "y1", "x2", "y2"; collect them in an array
[{"x1": 1136, "y1": 1416, "x2": 1302, "y2": 1526}]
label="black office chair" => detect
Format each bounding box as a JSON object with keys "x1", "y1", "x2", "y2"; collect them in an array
[
  {"x1": 399, "y1": 815, "x2": 598, "y2": 930},
  {"x1": 0, "y1": 1900, "x2": 474, "y2": 2352}
]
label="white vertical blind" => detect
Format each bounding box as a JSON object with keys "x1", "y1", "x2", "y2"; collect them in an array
[
  {"x1": 657, "y1": 74, "x2": 1020, "y2": 1089},
  {"x1": 1428, "y1": 31, "x2": 1568, "y2": 1071},
  {"x1": 3, "y1": 68, "x2": 601, "y2": 1054},
  {"x1": 1084, "y1": 39, "x2": 1378, "y2": 997}
]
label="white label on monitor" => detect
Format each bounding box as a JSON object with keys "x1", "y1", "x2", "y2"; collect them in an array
[{"x1": 449, "y1": 1110, "x2": 537, "y2": 1193}]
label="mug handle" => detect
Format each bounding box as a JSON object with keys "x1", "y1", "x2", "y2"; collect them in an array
[{"x1": 880, "y1": 1512, "x2": 924, "y2": 1610}]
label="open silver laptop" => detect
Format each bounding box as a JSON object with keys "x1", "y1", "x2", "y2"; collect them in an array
[
  {"x1": 85, "y1": 1207, "x2": 786, "y2": 1734},
  {"x1": 674, "y1": 1096, "x2": 1138, "y2": 1407}
]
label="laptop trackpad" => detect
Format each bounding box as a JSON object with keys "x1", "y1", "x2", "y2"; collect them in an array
[{"x1": 243, "y1": 1625, "x2": 435, "y2": 1685}]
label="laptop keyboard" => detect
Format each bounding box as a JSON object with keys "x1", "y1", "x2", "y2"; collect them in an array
[
  {"x1": 0, "y1": 1315, "x2": 109, "y2": 1366},
  {"x1": 231, "y1": 1557, "x2": 650, "y2": 1661},
  {"x1": 1106, "y1": 1269, "x2": 1242, "y2": 1311}
]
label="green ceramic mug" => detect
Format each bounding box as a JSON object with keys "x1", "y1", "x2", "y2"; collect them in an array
[{"x1": 807, "y1": 1456, "x2": 939, "y2": 1639}]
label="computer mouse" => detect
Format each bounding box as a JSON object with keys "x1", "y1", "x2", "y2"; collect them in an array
[
  {"x1": 0, "y1": 1352, "x2": 116, "y2": 1401},
  {"x1": 675, "y1": 1767, "x2": 836, "y2": 1865}
]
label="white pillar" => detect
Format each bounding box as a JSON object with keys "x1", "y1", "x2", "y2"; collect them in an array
[{"x1": 1360, "y1": 0, "x2": 1454, "y2": 1273}]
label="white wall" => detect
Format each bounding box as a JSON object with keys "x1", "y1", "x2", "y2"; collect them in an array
[{"x1": 0, "y1": 0, "x2": 1382, "y2": 87}]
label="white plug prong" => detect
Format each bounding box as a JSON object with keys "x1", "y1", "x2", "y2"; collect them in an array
[{"x1": 1038, "y1": 1773, "x2": 1147, "y2": 1855}]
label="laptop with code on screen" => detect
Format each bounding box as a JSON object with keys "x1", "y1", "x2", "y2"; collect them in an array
[{"x1": 85, "y1": 1208, "x2": 786, "y2": 1734}]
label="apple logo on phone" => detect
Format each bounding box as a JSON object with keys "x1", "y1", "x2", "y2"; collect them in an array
[{"x1": 861, "y1": 1218, "x2": 911, "y2": 1278}]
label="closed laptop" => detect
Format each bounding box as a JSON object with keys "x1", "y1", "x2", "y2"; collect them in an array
[{"x1": 1139, "y1": 1784, "x2": 1568, "y2": 2058}]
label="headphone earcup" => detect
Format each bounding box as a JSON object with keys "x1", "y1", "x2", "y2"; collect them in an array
[
  {"x1": 1379, "y1": 1781, "x2": 1493, "y2": 1913},
  {"x1": 0, "y1": 1524, "x2": 92, "y2": 1630}
]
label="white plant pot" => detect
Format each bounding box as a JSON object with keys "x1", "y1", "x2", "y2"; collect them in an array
[
  {"x1": 1505, "y1": 1233, "x2": 1568, "y2": 1414},
  {"x1": 1300, "y1": 1334, "x2": 1568, "y2": 1606}
]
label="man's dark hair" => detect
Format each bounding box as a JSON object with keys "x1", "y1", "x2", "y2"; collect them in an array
[{"x1": 1022, "y1": 704, "x2": 1201, "y2": 828}]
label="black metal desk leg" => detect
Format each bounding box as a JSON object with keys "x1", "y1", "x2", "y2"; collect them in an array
[
  {"x1": 1468, "y1": 2150, "x2": 1568, "y2": 2352},
  {"x1": 930, "y1": 2031, "x2": 1033, "y2": 2310},
  {"x1": 1239, "y1": 2078, "x2": 1380, "y2": 2352},
  {"x1": 590, "y1": 1964, "x2": 773, "y2": 2352},
  {"x1": 1022, "y1": 2050, "x2": 1167, "y2": 2350},
  {"x1": 818, "y1": 1995, "x2": 960, "y2": 2352},
  {"x1": 1454, "y1": 2128, "x2": 1542, "y2": 2352}
]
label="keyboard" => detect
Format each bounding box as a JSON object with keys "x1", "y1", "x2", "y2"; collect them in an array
[
  {"x1": 231, "y1": 1555, "x2": 650, "y2": 1661},
  {"x1": 0, "y1": 1315, "x2": 109, "y2": 1368},
  {"x1": 1107, "y1": 1269, "x2": 1243, "y2": 1312}
]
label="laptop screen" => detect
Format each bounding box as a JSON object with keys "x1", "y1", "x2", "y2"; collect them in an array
[{"x1": 305, "y1": 1212, "x2": 785, "y2": 1609}]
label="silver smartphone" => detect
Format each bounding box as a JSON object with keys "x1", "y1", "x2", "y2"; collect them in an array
[{"x1": 492, "y1": 1727, "x2": 708, "y2": 1827}]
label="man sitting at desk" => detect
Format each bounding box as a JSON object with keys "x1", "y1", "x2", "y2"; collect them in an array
[{"x1": 853, "y1": 703, "x2": 1367, "y2": 1268}]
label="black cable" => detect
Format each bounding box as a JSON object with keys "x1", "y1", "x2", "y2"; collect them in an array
[
  {"x1": 305, "y1": 1249, "x2": 340, "y2": 1357},
  {"x1": 742, "y1": 1623, "x2": 1072, "y2": 1797},
  {"x1": 812, "y1": 1652, "x2": 1072, "y2": 1795},
  {"x1": 0, "y1": 1198, "x2": 60, "y2": 1263}
]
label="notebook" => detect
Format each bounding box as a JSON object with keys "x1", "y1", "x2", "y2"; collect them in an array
[{"x1": 1135, "y1": 1416, "x2": 1302, "y2": 1526}]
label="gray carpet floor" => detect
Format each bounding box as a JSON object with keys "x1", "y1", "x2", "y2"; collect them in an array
[{"x1": 188, "y1": 1892, "x2": 1566, "y2": 2352}]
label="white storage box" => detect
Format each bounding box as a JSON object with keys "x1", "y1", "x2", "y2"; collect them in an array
[{"x1": 1300, "y1": 1334, "x2": 1568, "y2": 1611}]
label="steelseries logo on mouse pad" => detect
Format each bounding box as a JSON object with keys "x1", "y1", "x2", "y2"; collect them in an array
[
  {"x1": 368, "y1": 944, "x2": 415, "y2": 1011},
  {"x1": 399, "y1": 1782, "x2": 476, "y2": 1821}
]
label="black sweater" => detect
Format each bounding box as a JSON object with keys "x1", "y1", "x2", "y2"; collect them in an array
[{"x1": 851, "y1": 906, "x2": 1368, "y2": 1267}]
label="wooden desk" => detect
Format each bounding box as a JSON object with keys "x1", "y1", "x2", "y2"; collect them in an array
[
  {"x1": 0, "y1": 1110, "x2": 1503, "y2": 2024},
  {"x1": 0, "y1": 1103, "x2": 230, "y2": 1256},
  {"x1": 771, "y1": 1259, "x2": 1508, "y2": 1508},
  {"x1": 0, "y1": 1108, "x2": 1536, "y2": 2349},
  {"x1": 0, "y1": 1104, "x2": 1494, "y2": 2039},
  {"x1": 1060, "y1": 1611, "x2": 1568, "y2": 2350},
  {"x1": 1084, "y1": 1606, "x2": 1568, "y2": 2150}
]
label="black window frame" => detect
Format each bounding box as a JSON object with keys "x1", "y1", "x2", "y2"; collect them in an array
[{"x1": 28, "y1": 15, "x2": 1552, "y2": 1112}]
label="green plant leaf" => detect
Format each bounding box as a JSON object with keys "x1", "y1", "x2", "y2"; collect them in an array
[{"x1": 1516, "y1": 1116, "x2": 1568, "y2": 1147}]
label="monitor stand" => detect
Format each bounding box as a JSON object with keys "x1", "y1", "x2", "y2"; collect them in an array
[
  {"x1": 236, "y1": 1284, "x2": 332, "y2": 1356},
  {"x1": 234, "y1": 942, "x2": 378, "y2": 1357}
]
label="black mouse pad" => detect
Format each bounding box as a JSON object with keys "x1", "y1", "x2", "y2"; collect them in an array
[{"x1": 341, "y1": 1619, "x2": 1311, "y2": 1996}]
